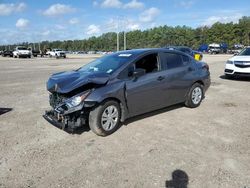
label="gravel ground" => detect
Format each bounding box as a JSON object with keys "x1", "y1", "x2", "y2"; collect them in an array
[{"x1": 0, "y1": 54, "x2": 249, "y2": 188}]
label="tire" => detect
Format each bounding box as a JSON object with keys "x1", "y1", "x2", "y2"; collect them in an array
[
  {"x1": 89, "y1": 100, "x2": 121, "y2": 136},
  {"x1": 185, "y1": 83, "x2": 204, "y2": 108}
]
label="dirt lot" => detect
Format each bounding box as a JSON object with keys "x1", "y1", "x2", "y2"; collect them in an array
[{"x1": 0, "y1": 54, "x2": 249, "y2": 188}]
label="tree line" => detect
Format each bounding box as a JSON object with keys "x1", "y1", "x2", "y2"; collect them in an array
[{"x1": 1, "y1": 16, "x2": 250, "y2": 52}]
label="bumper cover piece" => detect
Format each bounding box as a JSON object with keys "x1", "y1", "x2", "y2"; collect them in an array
[{"x1": 43, "y1": 110, "x2": 75, "y2": 133}]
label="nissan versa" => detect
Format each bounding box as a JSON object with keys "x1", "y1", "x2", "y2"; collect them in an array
[{"x1": 43, "y1": 48, "x2": 210, "y2": 136}]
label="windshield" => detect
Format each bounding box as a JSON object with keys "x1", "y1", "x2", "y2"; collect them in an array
[
  {"x1": 18, "y1": 47, "x2": 27, "y2": 50},
  {"x1": 238, "y1": 48, "x2": 250, "y2": 56},
  {"x1": 78, "y1": 53, "x2": 133, "y2": 74}
]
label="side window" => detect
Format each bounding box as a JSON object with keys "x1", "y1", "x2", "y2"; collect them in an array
[
  {"x1": 134, "y1": 53, "x2": 159, "y2": 74},
  {"x1": 119, "y1": 53, "x2": 159, "y2": 79},
  {"x1": 163, "y1": 53, "x2": 183, "y2": 69}
]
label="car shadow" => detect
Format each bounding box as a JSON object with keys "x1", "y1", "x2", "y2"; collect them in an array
[
  {"x1": 0, "y1": 108, "x2": 13, "y2": 116},
  {"x1": 220, "y1": 75, "x2": 250, "y2": 82},
  {"x1": 71, "y1": 125, "x2": 90, "y2": 135},
  {"x1": 70, "y1": 103, "x2": 184, "y2": 135},
  {"x1": 123, "y1": 103, "x2": 184, "y2": 126},
  {"x1": 165, "y1": 169, "x2": 189, "y2": 188}
]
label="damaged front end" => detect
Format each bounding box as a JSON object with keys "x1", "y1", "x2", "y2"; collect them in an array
[
  {"x1": 43, "y1": 70, "x2": 110, "y2": 132},
  {"x1": 43, "y1": 90, "x2": 92, "y2": 132}
]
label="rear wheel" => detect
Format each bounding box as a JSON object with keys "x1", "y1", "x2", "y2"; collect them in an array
[
  {"x1": 185, "y1": 83, "x2": 204, "y2": 108},
  {"x1": 89, "y1": 100, "x2": 121, "y2": 136}
]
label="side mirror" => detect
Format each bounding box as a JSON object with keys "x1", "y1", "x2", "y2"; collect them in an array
[{"x1": 133, "y1": 68, "x2": 146, "y2": 78}]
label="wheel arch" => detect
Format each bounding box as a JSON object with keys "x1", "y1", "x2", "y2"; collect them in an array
[
  {"x1": 194, "y1": 80, "x2": 204, "y2": 86},
  {"x1": 98, "y1": 97, "x2": 127, "y2": 122},
  {"x1": 185, "y1": 80, "x2": 205, "y2": 100},
  {"x1": 192, "y1": 80, "x2": 205, "y2": 99}
]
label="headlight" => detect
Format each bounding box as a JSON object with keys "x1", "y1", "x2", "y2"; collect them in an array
[
  {"x1": 66, "y1": 90, "x2": 91, "y2": 108},
  {"x1": 226, "y1": 60, "x2": 233, "y2": 64}
]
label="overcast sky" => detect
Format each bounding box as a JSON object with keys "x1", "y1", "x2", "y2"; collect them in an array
[{"x1": 0, "y1": 0, "x2": 249, "y2": 44}]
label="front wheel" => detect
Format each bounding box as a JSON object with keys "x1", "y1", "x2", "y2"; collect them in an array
[
  {"x1": 185, "y1": 83, "x2": 204, "y2": 108},
  {"x1": 89, "y1": 100, "x2": 121, "y2": 136}
]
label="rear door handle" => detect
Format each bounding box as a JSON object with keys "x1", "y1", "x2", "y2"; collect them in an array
[{"x1": 157, "y1": 76, "x2": 165, "y2": 81}]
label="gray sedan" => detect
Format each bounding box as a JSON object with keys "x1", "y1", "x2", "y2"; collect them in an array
[{"x1": 44, "y1": 48, "x2": 211, "y2": 136}]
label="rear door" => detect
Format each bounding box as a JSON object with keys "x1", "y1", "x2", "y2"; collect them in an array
[{"x1": 159, "y1": 52, "x2": 195, "y2": 105}]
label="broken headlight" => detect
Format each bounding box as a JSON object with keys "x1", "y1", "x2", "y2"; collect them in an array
[{"x1": 66, "y1": 90, "x2": 91, "y2": 108}]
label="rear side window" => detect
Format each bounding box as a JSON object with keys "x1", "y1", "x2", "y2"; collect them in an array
[
  {"x1": 179, "y1": 48, "x2": 191, "y2": 54},
  {"x1": 162, "y1": 53, "x2": 184, "y2": 69}
]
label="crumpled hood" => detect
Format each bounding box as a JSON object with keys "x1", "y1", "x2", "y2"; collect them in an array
[{"x1": 47, "y1": 70, "x2": 110, "y2": 94}]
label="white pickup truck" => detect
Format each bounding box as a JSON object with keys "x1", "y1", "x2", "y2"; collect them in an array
[
  {"x1": 13, "y1": 46, "x2": 31, "y2": 58},
  {"x1": 47, "y1": 49, "x2": 66, "y2": 58}
]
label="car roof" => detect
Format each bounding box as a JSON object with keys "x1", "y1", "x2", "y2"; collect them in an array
[
  {"x1": 115, "y1": 48, "x2": 189, "y2": 56},
  {"x1": 165, "y1": 46, "x2": 191, "y2": 49}
]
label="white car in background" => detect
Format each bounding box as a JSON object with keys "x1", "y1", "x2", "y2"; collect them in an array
[
  {"x1": 225, "y1": 47, "x2": 250, "y2": 78},
  {"x1": 47, "y1": 49, "x2": 66, "y2": 58},
  {"x1": 13, "y1": 46, "x2": 31, "y2": 58}
]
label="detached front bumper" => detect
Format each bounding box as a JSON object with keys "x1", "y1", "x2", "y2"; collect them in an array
[
  {"x1": 43, "y1": 110, "x2": 68, "y2": 131},
  {"x1": 43, "y1": 108, "x2": 87, "y2": 133}
]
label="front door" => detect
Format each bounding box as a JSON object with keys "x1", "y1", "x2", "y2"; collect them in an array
[{"x1": 125, "y1": 53, "x2": 168, "y2": 116}]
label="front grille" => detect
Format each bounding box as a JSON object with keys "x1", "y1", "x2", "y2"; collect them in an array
[
  {"x1": 234, "y1": 61, "x2": 250, "y2": 68},
  {"x1": 49, "y1": 93, "x2": 67, "y2": 108}
]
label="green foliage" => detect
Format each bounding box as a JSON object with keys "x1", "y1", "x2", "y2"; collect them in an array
[{"x1": 1, "y1": 16, "x2": 250, "y2": 51}]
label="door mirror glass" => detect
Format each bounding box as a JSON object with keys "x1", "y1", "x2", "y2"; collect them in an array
[{"x1": 133, "y1": 68, "x2": 146, "y2": 77}]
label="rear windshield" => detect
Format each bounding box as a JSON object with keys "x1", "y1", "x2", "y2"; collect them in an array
[{"x1": 238, "y1": 48, "x2": 250, "y2": 56}]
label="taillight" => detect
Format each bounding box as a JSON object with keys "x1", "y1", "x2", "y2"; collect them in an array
[{"x1": 203, "y1": 63, "x2": 209, "y2": 71}]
